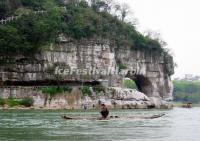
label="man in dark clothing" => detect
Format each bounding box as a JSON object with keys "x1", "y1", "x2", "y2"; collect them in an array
[{"x1": 100, "y1": 104, "x2": 109, "y2": 119}]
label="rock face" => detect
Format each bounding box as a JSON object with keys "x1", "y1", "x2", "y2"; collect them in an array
[
  {"x1": 116, "y1": 47, "x2": 174, "y2": 100},
  {"x1": 0, "y1": 39, "x2": 174, "y2": 108}
]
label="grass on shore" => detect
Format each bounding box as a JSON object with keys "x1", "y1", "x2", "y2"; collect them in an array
[{"x1": 0, "y1": 98, "x2": 34, "y2": 107}]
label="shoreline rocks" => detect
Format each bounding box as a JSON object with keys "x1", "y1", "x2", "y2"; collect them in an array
[{"x1": 0, "y1": 87, "x2": 173, "y2": 110}]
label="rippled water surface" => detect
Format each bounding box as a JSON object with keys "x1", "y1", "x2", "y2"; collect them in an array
[{"x1": 0, "y1": 108, "x2": 200, "y2": 141}]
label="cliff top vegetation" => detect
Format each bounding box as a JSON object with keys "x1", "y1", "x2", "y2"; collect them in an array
[{"x1": 0, "y1": 0, "x2": 166, "y2": 56}]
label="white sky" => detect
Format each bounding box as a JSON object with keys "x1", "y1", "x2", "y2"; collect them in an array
[{"x1": 117, "y1": 0, "x2": 200, "y2": 77}]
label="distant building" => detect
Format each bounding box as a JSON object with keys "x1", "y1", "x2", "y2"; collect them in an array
[
  {"x1": 174, "y1": 74, "x2": 200, "y2": 81},
  {"x1": 185, "y1": 74, "x2": 193, "y2": 80}
]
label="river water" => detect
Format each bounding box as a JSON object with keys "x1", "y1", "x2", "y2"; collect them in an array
[{"x1": 0, "y1": 108, "x2": 200, "y2": 141}]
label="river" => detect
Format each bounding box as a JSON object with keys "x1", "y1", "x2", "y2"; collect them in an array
[{"x1": 0, "y1": 108, "x2": 200, "y2": 141}]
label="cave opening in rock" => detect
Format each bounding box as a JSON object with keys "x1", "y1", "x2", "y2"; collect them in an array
[{"x1": 124, "y1": 74, "x2": 152, "y2": 97}]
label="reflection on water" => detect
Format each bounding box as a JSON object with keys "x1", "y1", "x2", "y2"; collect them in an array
[{"x1": 0, "y1": 108, "x2": 200, "y2": 141}]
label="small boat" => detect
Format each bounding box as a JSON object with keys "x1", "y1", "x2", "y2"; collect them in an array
[
  {"x1": 182, "y1": 103, "x2": 192, "y2": 108},
  {"x1": 61, "y1": 114, "x2": 165, "y2": 120}
]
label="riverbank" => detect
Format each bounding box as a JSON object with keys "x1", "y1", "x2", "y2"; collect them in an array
[
  {"x1": 3, "y1": 102, "x2": 200, "y2": 110},
  {"x1": 0, "y1": 104, "x2": 173, "y2": 110}
]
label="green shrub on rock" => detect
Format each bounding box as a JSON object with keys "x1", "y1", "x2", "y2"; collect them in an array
[
  {"x1": 81, "y1": 86, "x2": 92, "y2": 97},
  {"x1": 20, "y1": 97, "x2": 34, "y2": 107},
  {"x1": 6, "y1": 98, "x2": 22, "y2": 107},
  {"x1": 2, "y1": 98, "x2": 34, "y2": 107},
  {"x1": 0, "y1": 98, "x2": 6, "y2": 106}
]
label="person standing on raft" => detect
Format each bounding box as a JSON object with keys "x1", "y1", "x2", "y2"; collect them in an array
[{"x1": 99, "y1": 104, "x2": 109, "y2": 119}]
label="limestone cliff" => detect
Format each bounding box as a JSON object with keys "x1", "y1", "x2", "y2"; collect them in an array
[{"x1": 0, "y1": 39, "x2": 174, "y2": 108}]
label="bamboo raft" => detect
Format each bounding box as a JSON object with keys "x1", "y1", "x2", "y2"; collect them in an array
[{"x1": 61, "y1": 114, "x2": 165, "y2": 120}]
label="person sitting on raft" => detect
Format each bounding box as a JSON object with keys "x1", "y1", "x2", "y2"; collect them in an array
[{"x1": 99, "y1": 104, "x2": 109, "y2": 120}]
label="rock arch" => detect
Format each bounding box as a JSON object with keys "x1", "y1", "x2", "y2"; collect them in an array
[{"x1": 125, "y1": 74, "x2": 153, "y2": 97}]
